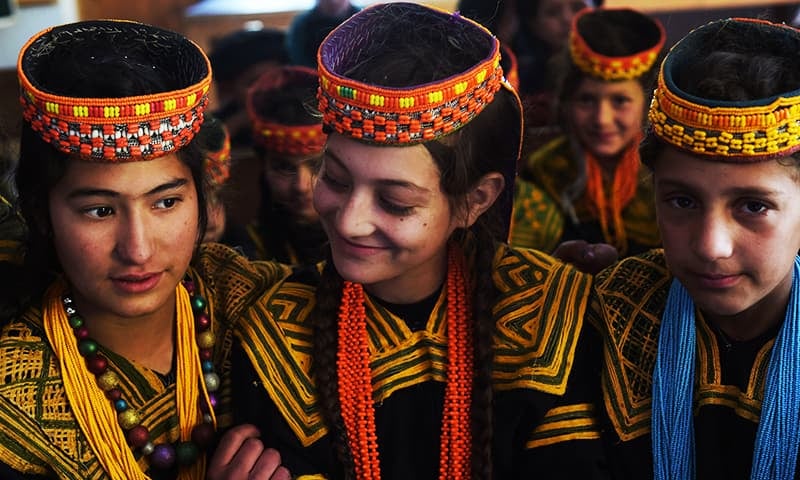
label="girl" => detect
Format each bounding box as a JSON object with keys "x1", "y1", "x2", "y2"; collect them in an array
[
  {"x1": 0, "y1": 20, "x2": 289, "y2": 480},
  {"x1": 511, "y1": 8, "x2": 665, "y2": 258},
  {"x1": 591, "y1": 17, "x2": 800, "y2": 479},
  {"x1": 214, "y1": 3, "x2": 609, "y2": 479},
  {"x1": 223, "y1": 66, "x2": 327, "y2": 264}
]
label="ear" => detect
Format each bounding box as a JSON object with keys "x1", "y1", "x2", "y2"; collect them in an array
[{"x1": 462, "y1": 172, "x2": 505, "y2": 228}]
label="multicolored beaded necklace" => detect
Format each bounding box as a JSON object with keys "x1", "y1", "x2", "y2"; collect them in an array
[
  {"x1": 43, "y1": 277, "x2": 218, "y2": 480},
  {"x1": 337, "y1": 246, "x2": 474, "y2": 479}
]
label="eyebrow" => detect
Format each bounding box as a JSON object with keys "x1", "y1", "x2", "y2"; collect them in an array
[
  {"x1": 656, "y1": 178, "x2": 784, "y2": 197},
  {"x1": 323, "y1": 148, "x2": 431, "y2": 193},
  {"x1": 66, "y1": 178, "x2": 190, "y2": 200}
]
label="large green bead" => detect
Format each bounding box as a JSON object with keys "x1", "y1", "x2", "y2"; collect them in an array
[
  {"x1": 175, "y1": 441, "x2": 199, "y2": 466},
  {"x1": 77, "y1": 339, "x2": 98, "y2": 356},
  {"x1": 191, "y1": 296, "x2": 206, "y2": 312}
]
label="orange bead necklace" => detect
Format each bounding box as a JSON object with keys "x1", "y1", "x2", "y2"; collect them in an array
[{"x1": 337, "y1": 246, "x2": 473, "y2": 479}]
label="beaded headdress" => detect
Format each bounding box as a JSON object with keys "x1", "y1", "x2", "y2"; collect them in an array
[
  {"x1": 199, "y1": 116, "x2": 232, "y2": 188},
  {"x1": 569, "y1": 8, "x2": 665, "y2": 81},
  {"x1": 247, "y1": 65, "x2": 326, "y2": 156},
  {"x1": 317, "y1": 2, "x2": 515, "y2": 146},
  {"x1": 649, "y1": 17, "x2": 800, "y2": 160},
  {"x1": 501, "y1": 43, "x2": 520, "y2": 92},
  {"x1": 18, "y1": 20, "x2": 212, "y2": 162}
]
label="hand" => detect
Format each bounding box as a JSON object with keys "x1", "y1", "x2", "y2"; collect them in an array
[
  {"x1": 551, "y1": 240, "x2": 618, "y2": 275},
  {"x1": 207, "y1": 424, "x2": 291, "y2": 480}
]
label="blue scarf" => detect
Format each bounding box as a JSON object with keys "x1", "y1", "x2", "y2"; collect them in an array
[{"x1": 652, "y1": 256, "x2": 800, "y2": 479}]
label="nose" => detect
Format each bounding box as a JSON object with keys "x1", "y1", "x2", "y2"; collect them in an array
[
  {"x1": 594, "y1": 100, "x2": 614, "y2": 128},
  {"x1": 114, "y1": 210, "x2": 154, "y2": 265},
  {"x1": 293, "y1": 164, "x2": 313, "y2": 194},
  {"x1": 693, "y1": 213, "x2": 734, "y2": 262},
  {"x1": 335, "y1": 190, "x2": 375, "y2": 238}
]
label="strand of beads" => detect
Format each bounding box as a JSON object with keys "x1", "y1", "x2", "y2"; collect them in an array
[{"x1": 62, "y1": 278, "x2": 218, "y2": 471}]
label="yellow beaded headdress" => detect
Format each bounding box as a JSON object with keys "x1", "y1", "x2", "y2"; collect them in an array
[
  {"x1": 569, "y1": 8, "x2": 665, "y2": 81},
  {"x1": 317, "y1": 2, "x2": 515, "y2": 145},
  {"x1": 18, "y1": 20, "x2": 212, "y2": 162},
  {"x1": 649, "y1": 17, "x2": 800, "y2": 160},
  {"x1": 247, "y1": 65, "x2": 326, "y2": 156}
]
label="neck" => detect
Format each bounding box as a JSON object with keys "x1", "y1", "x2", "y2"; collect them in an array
[
  {"x1": 75, "y1": 296, "x2": 176, "y2": 374},
  {"x1": 363, "y1": 249, "x2": 448, "y2": 304}
]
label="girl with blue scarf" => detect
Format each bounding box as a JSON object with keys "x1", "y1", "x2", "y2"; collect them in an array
[{"x1": 590, "y1": 17, "x2": 800, "y2": 480}]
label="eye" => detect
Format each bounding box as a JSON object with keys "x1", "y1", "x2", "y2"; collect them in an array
[
  {"x1": 740, "y1": 200, "x2": 769, "y2": 215},
  {"x1": 269, "y1": 161, "x2": 298, "y2": 176},
  {"x1": 380, "y1": 198, "x2": 414, "y2": 216},
  {"x1": 667, "y1": 195, "x2": 696, "y2": 209},
  {"x1": 154, "y1": 197, "x2": 180, "y2": 209},
  {"x1": 573, "y1": 94, "x2": 596, "y2": 108},
  {"x1": 84, "y1": 206, "x2": 114, "y2": 218},
  {"x1": 320, "y1": 171, "x2": 349, "y2": 192},
  {"x1": 611, "y1": 95, "x2": 632, "y2": 108}
]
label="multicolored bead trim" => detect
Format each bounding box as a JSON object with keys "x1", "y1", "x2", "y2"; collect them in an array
[
  {"x1": 254, "y1": 121, "x2": 326, "y2": 156},
  {"x1": 318, "y1": 9, "x2": 504, "y2": 144},
  {"x1": 569, "y1": 9, "x2": 665, "y2": 81},
  {"x1": 18, "y1": 24, "x2": 212, "y2": 162},
  {"x1": 649, "y1": 18, "x2": 800, "y2": 159}
]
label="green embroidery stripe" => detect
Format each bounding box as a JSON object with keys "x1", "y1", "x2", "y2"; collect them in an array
[
  {"x1": 0, "y1": 392, "x2": 86, "y2": 479},
  {"x1": 370, "y1": 337, "x2": 447, "y2": 400},
  {"x1": 237, "y1": 298, "x2": 324, "y2": 446},
  {"x1": 493, "y1": 259, "x2": 589, "y2": 392},
  {"x1": 595, "y1": 252, "x2": 670, "y2": 441},
  {"x1": 526, "y1": 403, "x2": 601, "y2": 448}
]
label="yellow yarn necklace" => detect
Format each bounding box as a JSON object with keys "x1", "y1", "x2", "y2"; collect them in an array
[{"x1": 42, "y1": 277, "x2": 218, "y2": 479}]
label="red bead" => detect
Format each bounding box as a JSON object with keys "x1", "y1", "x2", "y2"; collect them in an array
[
  {"x1": 105, "y1": 388, "x2": 122, "y2": 401},
  {"x1": 74, "y1": 326, "x2": 90, "y2": 340},
  {"x1": 191, "y1": 422, "x2": 215, "y2": 447},
  {"x1": 127, "y1": 425, "x2": 150, "y2": 447},
  {"x1": 86, "y1": 354, "x2": 108, "y2": 374},
  {"x1": 199, "y1": 349, "x2": 213, "y2": 361},
  {"x1": 196, "y1": 313, "x2": 211, "y2": 330}
]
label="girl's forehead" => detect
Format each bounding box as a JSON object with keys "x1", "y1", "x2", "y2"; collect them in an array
[{"x1": 56, "y1": 154, "x2": 193, "y2": 193}]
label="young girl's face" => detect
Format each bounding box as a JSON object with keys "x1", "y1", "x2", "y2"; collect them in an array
[
  {"x1": 313, "y1": 134, "x2": 463, "y2": 303},
  {"x1": 569, "y1": 77, "x2": 646, "y2": 160},
  {"x1": 48, "y1": 154, "x2": 199, "y2": 324},
  {"x1": 264, "y1": 152, "x2": 320, "y2": 224},
  {"x1": 653, "y1": 148, "x2": 800, "y2": 321}
]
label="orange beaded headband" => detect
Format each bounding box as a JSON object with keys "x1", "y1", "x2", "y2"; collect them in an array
[
  {"x1": 317, "y1": 3, "x2": 506, "y2": 145},
  {"x1": 649, "y1": 18, "x2": 800, "y2": 159},
  {"x1": 18, "y1": 20, "x2": 212, "y2": 162},
  {"x1": 247, "y1": 66, "x2": 326, "y2": 156},
  {"x1": 569, "y1": 8, "x2": 665, "y2": 81}
]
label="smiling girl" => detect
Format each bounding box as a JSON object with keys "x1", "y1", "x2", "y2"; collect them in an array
[
  {"x1": 511, "y1": 8, "x2": 665, "y2": 258},
  {"x1": 212, "y1": 3, "x2": 609, "y2": 479}
]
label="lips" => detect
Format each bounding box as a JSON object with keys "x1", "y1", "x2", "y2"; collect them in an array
[
  {"x1": 330, "y1": 232, "x2": 386, "y2": 258},
  {"x1": 110, "y1": 272, "x2": 163, "y2": 294},
  {"x1": 692, "y1": 271, "x2": 740, "y2": 289}
]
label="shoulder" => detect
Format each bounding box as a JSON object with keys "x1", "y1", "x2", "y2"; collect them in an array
[
  {"x1": 491, "y1": 243, "x2": 593, "y2": 394},
  {"x1": 590, "y1": 249, "x2": 671, "y2": 441},
  {"x1": 0, "y1": 311, "x2": 81, "y2": 477}
]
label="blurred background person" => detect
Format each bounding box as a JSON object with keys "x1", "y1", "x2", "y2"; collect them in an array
[{"x1": 511, "y1": 7, "x2": 665, "y2": 259}]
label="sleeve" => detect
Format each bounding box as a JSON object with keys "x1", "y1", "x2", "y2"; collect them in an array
[
  {"x1": 0, "y1": 462, "x2": 48, "y2": 480},
  {"x1": 229, "y1": 342, "x2": 338, "y2": 478},
  {"x1": 511, "y1": 322, "x2": 613, "y2": 479}
]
